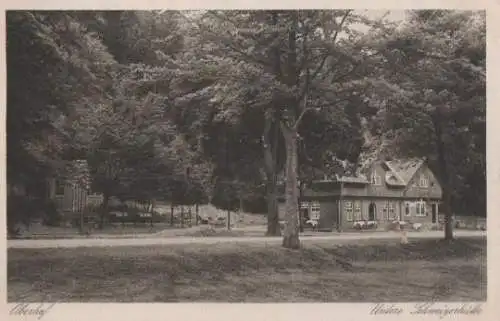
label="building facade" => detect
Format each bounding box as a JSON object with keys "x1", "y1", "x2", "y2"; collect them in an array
[
  {"x1": 279, "y1": 158, "x2": 443, "y2": 231},
  {"x1": 48, "y1": 160, "x2": 103, "y2": 213}
]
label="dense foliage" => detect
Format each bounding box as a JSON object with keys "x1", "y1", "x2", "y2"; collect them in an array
[{"x1": 7, "y1": 10, "x2": 486, "y2": 245}]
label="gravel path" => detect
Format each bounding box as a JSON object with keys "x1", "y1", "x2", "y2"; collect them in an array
[{"x1": 7, "y1": 230, "x2": 486, "y2": 249}]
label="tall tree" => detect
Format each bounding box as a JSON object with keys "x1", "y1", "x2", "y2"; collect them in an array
[
  {"x1": 7, "y1": 11, "x2": 115, "y2": 227},
  {"x1": 168, "y1": 10, "x2": 390, "y2": 248},
  {"x1": 374, "y1": 10, "x2": 486, "y2": 240}
]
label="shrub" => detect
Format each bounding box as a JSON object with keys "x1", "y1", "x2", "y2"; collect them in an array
[
  {"x1": 386, "y1": 221, "x2": 400, "y2": 231},
  {"x1": 431, "y1": 223, "x2": 442, "y2": 231},
  {"x1": 71, "y1": 204, "x2": 101, "y2": 228},
  {"x1": 41, "y1": 199, "x2": 62, "y2": 226},
  {"x1": 412, "y1": 223, "x2": 423, "y2": 231},
  {"x1": 151, "y1": 211, "x2": 166, "y2": 223},
  {"x1": 7, "y1": 195, "x2": 38, "y2": 228},
  {"x1": 108, "y1": 203, "x2": 128, "y2": 212}
]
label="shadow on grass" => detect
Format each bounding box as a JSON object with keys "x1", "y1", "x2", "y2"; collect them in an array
[{"x1": 8, "y1": 237, "x2": 486, "y2": 302}]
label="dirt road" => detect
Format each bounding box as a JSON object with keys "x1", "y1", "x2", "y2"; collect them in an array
[{"x1": 7, "y1": 230, "x2": 486, "y2": 249}]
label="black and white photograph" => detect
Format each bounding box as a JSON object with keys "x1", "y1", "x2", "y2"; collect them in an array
[{"x1": 6, "y1": 6, "x2": 487, "y2": 309}]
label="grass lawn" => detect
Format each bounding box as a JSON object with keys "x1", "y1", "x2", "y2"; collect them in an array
[{"x1": 8, "y1": 237, "x2": 486, "y2": 302}]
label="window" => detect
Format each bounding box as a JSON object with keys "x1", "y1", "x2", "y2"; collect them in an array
[
  {"x1": 405, "y1": 202, "x2": 411, "y2": 216},
  {"x1": 368, "y1": 203, "x2": 376, "y2": 221},
  {"x1": 416, "y1": 200, "x2": 426, "y2": 216},
  {"x1": 371, "y1": 172, "x2": 382, "y2": 185},
  {"x1": 345, "y1": 201, "x2": 353, "y2": 222},
  {"x1": 419, "y1": 175, "x2": 429, "y2": 187},
  {"x1": 354, "y1": 201, "x2": 362, "y2": 221},
  {"x1": 310, "y1": 202, "x2": 320, "y2": 220},
  {"x1": 388, "y1": 202, "x2": 396, "y2": 220},
  {"x1": 382, "y1": 201, "x2": 389, "y2": 220}
]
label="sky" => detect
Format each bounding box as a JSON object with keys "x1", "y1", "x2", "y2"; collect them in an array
[{"x1": 363, "y1": 10, "x2": 407, "y2": 22}]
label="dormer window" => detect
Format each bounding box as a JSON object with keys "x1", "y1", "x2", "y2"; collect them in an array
[
  {"x1": 419, "y1": 175, "x2": 429, "y2": 187},
  {"x1": 371, "y1": 172, "x2": 381, "y2": 185}
]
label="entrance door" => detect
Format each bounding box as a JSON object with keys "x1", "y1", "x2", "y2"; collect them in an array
[
  {"x1": 432, "y1": 204, "x2": 437, "y2": 223},
  {"x1": 368, "y1": 202, "x2": 376, "y2": 221}
]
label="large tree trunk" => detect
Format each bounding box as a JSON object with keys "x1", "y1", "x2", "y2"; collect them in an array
[
  {"x1": 170, "y1": 203, "x2": 174, "y2": 226},
  {"x1": 262, "y1": 11, "x2": 283, "y2": 237},
  {"x1": 264, "y1": 117, "x2": 281, "y2": 236},
  {"x1": 281, "y1": 124, "x2": 300, "y2": 249},
  {"x1": 181, "y1": 206, "x2": 184, "y2": 228},
  {"x1": 298, "y1": 180, "x2": 304, "y2": 233},
  {"x1": 433, "y1": 112, "x2": 453, "y2": 240}
]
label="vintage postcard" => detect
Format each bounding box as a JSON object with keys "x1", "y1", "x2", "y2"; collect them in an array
[{"x1": 2, "y1": 0, "x2": 496, "y2": 321}]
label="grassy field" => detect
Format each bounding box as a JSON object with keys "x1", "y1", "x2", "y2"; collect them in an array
[{"x1": 8, "y1": 237, "x2": 486, "y2": 302}]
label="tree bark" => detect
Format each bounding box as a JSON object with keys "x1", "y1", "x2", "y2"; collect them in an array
[
  {"x1": 433, "y1": 112, "x2": 453, "y2": 240},
  {"x1": 264, "y1": 117, "x2": 281, "y2": 236},
  {"x1": 281, "y1": 123, "x2": 300, "y2": 249},
  {"x1": 170, "y1": 203, "x2": 174, "y2": 226},
  {"x1": 181, "y1": 206, "x2": 184, "y2": 228},
  {"x1": 298, "y1": 180, "x2": 304, "y2": 232},
  {"x1": 261, "y1": 11, "x2": 283, "y2": 237}
]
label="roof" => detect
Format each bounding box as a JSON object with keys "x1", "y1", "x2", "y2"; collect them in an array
[
  {"x1": 313, "y1": 157, "x2": 427, "y2": 187},
  {"x1": 384, "y1": 158, "x2": 426, "y2": 185}
]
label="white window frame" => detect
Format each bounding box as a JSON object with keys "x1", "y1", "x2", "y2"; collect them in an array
[
  {"x1": 382, "y1": 201, "x2": 389, "y2": 220},
  {"x1": 371, "y1": 172, "x2": 382, "y2": 185},
  {"x1": 415, "y1": 200, "x2": 427, "y2": 217},
  {"x1": 354, "y1": 201, "x2": 362, "y2": 221},
  {"x1": 310, "y1": 202, "x2": 320, "y2": 220},
  {"x1": 419, "y1": 175, "x2": 429, "y2": 188},
  {"x1": 345, "y1": 201, "x2": 354, "y2": 222},
  {"x1": 368, "y1": 202, "x2": 377, "y2": 221},
  {"x1": 388, "y1": 202, "x2": 396, "y2": 220}
]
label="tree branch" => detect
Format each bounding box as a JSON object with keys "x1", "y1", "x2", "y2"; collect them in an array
[
  {"x1": 294, "y1": 93, "x2": 309, "y2": 130},
  {"x1": 310, "y1": 10, "x2": 352, "y2": 80},
  {"x1": 332, "y1": 10, "x2": 352, "y2": 44},
  {"x1": 179, "y1": 12, "x2": 273, "y2": 70}
]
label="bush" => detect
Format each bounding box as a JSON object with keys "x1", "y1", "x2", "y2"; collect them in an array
[
  {"x1": 7, "y1": 195, "x2": 32, "y2": 230},
  {"x1": 71, "y1": 204, "x2": 101, "y2": 228},
  {"x1": 42, "y1": 199, "x2": 62, "y2": 226},
  {"x1": 431, "y1": 223, "x2": 443, "y2": 231},
  {"x1": 108, "y1": 203, "x2": 128, "y2": 212},
  {"x1": 151, "y1": 212, "x2": 167, "y2": 223}
]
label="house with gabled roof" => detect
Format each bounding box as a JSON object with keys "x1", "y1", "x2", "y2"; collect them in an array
[{"x1": 280, "y1": 157, "x2": 443, "y2": 231}]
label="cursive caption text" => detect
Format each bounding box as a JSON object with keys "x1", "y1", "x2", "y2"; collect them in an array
[
  {"x1": 9, "y1": 303, "x2": 56, "y2": 320},
  {"x1": 370, "y1": 303, "x2": 483, "y2": 319}
]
